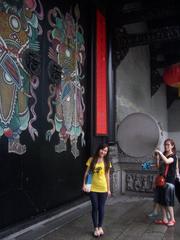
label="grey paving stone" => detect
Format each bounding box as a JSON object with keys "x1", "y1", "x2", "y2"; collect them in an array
[
  {"x1": 141, "y1": 232, "x2": 164, "y2": 240},
  {"x1": 145, "y1": 224, "x2": 168, "y2": 234},
  {"x1": 116, "y1": 233, "x2": 140, "y2": 240},
  {"x1": 69, "y1": 212, "x2": 92, "y2": 228},
  {"x1": 123, "y1": 223, "x2": 149, "y2": 237},
  {"x1": 163, "y1": 228, "x2": 175, "y2": 240},
  {"x1": 40, "y1": 226, "x2": 92, "y2": 240},
  {"x1": 3, "y1": 196, "x2": 180, "y2": 240},
  {"x1": 103, "y1": 221, "x2": 127, "y2": 233}
]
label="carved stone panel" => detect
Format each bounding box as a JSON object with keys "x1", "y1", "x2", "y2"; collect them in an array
[{"x1": 126, "y1": 171, "x2": 155, "y2": 193}]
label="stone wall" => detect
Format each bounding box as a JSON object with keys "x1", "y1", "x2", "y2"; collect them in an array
[
  {"x1": 112, "y1": 30, "x2": 168, "y2": 195},
  {"x1": 116, "y1": 46, "x2": 168, "y2": 137},
  {"x1": 168, "y1": 100, "x2": 180, "y2": 151}
]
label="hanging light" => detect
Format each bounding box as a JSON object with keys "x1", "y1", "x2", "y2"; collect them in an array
[{"x1": 163, "y1": 63, "x2": 180, "y2": 96}]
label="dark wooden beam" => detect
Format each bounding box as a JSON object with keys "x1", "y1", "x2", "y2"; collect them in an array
[
  {"x1": 128, "y1": 26, "x2": 180, "y2": 47},
  {"x1": 167, "y1": 86, "x2": 179, "y2": 108},
  {"x1": 112, "y1": 0, "x2": 180, "y2": 25},
  {"x1": 151, "y1": 59, "x2": 180, "y2": 69},
  {"x1": 151, "y1": 69, "x2": 162, "y2": 96},
  {"x1": 112, "y1": 25, "x2": 180, "y2": 67}
]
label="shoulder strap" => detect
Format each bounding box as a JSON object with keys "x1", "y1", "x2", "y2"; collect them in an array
[
  {"x1": 176, "y1": 155, "x2": 179, "y2": 176},
  {"x1": 164, "y1": 164, "x2": 169, "y2": 177},
  {"x1": 176, "y1": 155, "x2": 179, "y2": 169}
]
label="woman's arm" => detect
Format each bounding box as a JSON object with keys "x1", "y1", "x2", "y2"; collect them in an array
[
  {"x1": 82, "y1": 167, "x2": 89, "y2": 191},
  {"x1": 105, "y1": 170, "x2": 111, "y2": 197},
  {"x1": 176, "y1": 157, "x2": 180, "y2": 178},
  {"x1": 155, "y1": 153, "x2": 160, "y2": 168},
  {"x1": 154, "y1": 149, "x2": 174, "y2": 164}
]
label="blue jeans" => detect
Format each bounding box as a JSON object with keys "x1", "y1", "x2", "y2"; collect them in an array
[
  {"x1": 89, "y1": 192, "x2": 108, "y2": 228},
  {"x1": 156, "y1": 183, "x2": 175, "y2": 207}
]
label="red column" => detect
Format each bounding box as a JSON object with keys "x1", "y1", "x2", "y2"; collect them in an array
[{"x1": 96, "y1": 10, "x2": 108, "y2": 135}]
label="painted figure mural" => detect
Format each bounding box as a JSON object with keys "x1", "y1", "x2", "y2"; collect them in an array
[
  {"x1": 0, "y1": 0, "x2": 43, "y2": 154},
  {"x1": 46, "y1": 4, "x2": 86, "y2": 158}
]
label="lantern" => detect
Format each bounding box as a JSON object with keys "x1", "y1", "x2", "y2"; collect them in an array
[{"x1": 163, "y1": 64, "x2": 180, "y2": 96}]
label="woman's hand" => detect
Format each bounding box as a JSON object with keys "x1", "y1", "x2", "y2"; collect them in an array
[
  {"x1": 82, "y1": 184, "x2": 91, "y2": 193},
  {"x1": 154, "y1": 149, "x2": 162, "y2": 155},
  {"x1": 108, "y1": 191, "x2": 111, "y2": 197},
  {"x1": 82, "y1": 184, "x2": 86, "y2": 192}
]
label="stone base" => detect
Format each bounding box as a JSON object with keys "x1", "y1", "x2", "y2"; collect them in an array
[{"x1": 109, "y1": 144, "x2": 157, "y2": 197}]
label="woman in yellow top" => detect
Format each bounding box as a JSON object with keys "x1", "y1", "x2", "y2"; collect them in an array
[{"x1": 82, "y1": 144, "x2": 112, "y2": 237}]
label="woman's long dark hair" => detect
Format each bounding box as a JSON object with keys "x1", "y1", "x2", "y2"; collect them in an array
[
  {"x1": 163, "y1": 138, "x2": 176, "y2": 155},
  {"x1": 89, "y1": 143, "x2": 110, "y2": 173}
]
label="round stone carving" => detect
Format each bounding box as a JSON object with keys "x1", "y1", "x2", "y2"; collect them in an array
[{"x1": 117, "y1": 112, "x2": 161, "y2": 157}]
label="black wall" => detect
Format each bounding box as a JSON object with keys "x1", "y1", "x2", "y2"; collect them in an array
[{"x1": 0, "y1": 0, "x2": 91, "y2": 229}]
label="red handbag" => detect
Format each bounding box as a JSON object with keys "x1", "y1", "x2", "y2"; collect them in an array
[
  {"x1": 155, "y1": 164, "x2": 169, "y2": 187},
  {"x1": 155, "y1": 175, "x2": 166, "y2": 187}
]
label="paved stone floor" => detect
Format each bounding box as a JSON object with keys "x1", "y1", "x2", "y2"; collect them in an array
[{"x1": 2, "y1": 196, "x2": 180, "y2": 240}]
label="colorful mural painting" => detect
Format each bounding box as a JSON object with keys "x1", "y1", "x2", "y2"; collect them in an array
[
  {"x1": 46, "y1": 4, "x2": 86, "y2": 158},
  {"x1": 0, "y1": 0, "x2": 44, "y2": 154}
]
